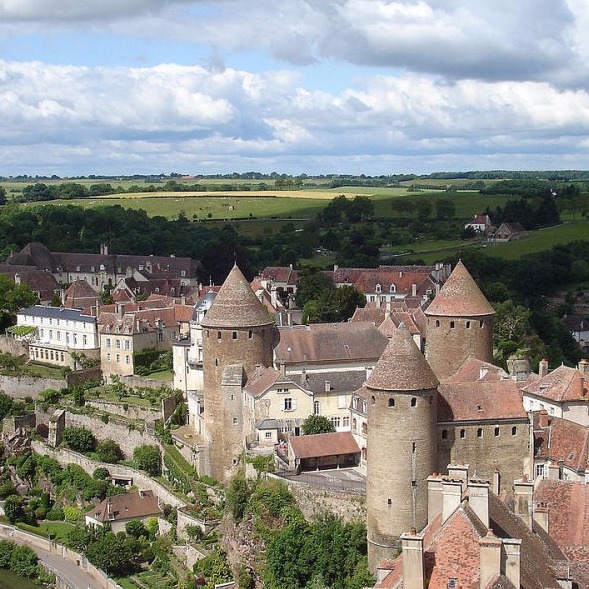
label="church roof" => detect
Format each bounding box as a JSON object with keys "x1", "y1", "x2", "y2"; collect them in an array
[
  {"x1": 365, "y1": 324, "x2": 439, "y2": 391},
  {"x1": 425, "y1": 261, "x2": 494, "y2": 317},
  {"x1": 201, "y1": 264, "x2": 273, "y2": 328}
]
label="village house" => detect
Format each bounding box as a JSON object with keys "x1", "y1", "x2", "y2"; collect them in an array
[
  {"x1": 488, "y1": 222, "x2": 527, "y2": 242},
  {"x1": 16, "y1": 305, "x2": 99, "y2": 367},
  {"x1": 464, "y1": 213, "x2": 493, "y2": 233},
  {"x1": 562, "y1": 314, "x2": 589, "y2": 351},
  {"x1": 85, "y1": 490, "x2": 162, "y2": 534}
]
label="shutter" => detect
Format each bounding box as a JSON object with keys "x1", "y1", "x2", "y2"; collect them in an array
[{"x1": 292, "y1": 398, "x2": 297, "y2": 411}]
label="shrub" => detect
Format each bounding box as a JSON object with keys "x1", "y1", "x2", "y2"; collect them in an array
[
  {"x1": 133, "y1": 445, "x2": 161, "y2": 475},
  {"x1": 10, "y1": 544, "x2": 38, "y2": 577},
  {"x1": 93, "y1": 467, "x2": 110, "y2": 480},
  {"x1": 96, "y1": 439, "x2": 123, "y2": 464},
  {"x1": 46, "y1": 507, "x2": 65, "y2": 521},
  {"x1": 63, "y1": 506, "x2": 82, "y2": 522},
  {"x1": 0, "y1": 540, "x2": 15, "y2": 568},
  {"x1": 63, "y1": 426, "x2": 96, "y2": 453}
]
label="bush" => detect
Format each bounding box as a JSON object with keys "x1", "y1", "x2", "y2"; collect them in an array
[
  {"x1": 133, "y1": 445, "x2": 161, "y2": 475},
  {"x1": 96, "y1": 439, "x2": 123, "y2": 464},
  {"x1": 0, "y1": 540, "x2": 15, "y2": 568},
  {"x1": 46, "y1": 507, "x2": 65, "y2": 521},
  {"x1": 93, "y1": 467, "x2": 110, "y2": 480},
  {"x1": 63, "y1": 506, "x2": 83, "y2": 522},
  {"x1": 10, "y1": 544, "x2": 38, "y2": 577},
  {"x1": 63, "y1": 426, "x2": 96, "y2": 453}
]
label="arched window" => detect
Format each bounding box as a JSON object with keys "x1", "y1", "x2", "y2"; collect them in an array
[
  {"x1": 375, "y1": 284, "x2": 382, "y2": 293},
  {"x1": 441, "y1": 429, "x2": 448, "y2": 440},
  {"x1": 450, "y1": 321, "x2": 455, "y2": 328},
  {"x1": 371, "y1": 396, "x2": 376, "y2": 405},
  {"x1": 512, "y1": 426, "x2": 517, "y2": 436},
  {"x1": 477, "y1": 428, "x2": 483, "y2": 438},
  {"x1": 232, "y1": 331, "x2": 237, "y2": 339},
  {"x1": 436, "y1": 320, "x2": 440, "y2": 327},
  {"x1": 411, "y1": 398, "x2": 417, "y2": 407},
  {"x1": 217, "y1": 331, "x2": 222, "y2": 339},
  {"x1": 388, "y1": 398, "x2": 395, "y2": 408},
  {"x1": 389, "y1": 284, "x2": 396, "y2": 293}
]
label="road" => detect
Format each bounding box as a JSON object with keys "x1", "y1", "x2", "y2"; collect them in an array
[{"x1": 9, "y1": 533, "x2": 106, "y2": 589}]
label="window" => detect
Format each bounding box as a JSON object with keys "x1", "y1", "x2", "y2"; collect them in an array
[
  {"x1": 436, "y1": 320, "x2": 440, "y2": 328},
  {"x1": 217, "y1": 331, "x2": 222, "y2": 339},
  {"x1": 466, "y1": 321, "x2": 471, "y2": 329},
  {"x1": 116, "y1": 354, "x2": 120, "y2": 363},
  {"x1": 116, "y1": 339, "x2": 121, "y2": 349},
  {"x1": 337, "y1": 395, "x2": 347, "y2": 409},
  {"x1": 232, "y1": 331, "x2": 237, "y2": 340},
  {"x1": 49, "y1": 330, "x2": 53, "y2": 339},
  {"x1": 60, "y1": 352, "x2": 64, "y2": 361},
  {"x1": 83, "y1": 335, "x2": 87, "y2": 346},
  {"x1": 248, "y1": 330, "x2": 253, "y2": 339},
  {"x1": 73, "y1": 334, "x2": 77, "y2": 345},
  {"x1": 512, "y1": 426, "x2": 517, "y2": 436},
  {"x1": 389, "y1": 284, "x2": 396, "y2": 293},
  {"x1": 460, "y1": 429, "x2": 466, "y2": 439},
  {"x1": 126, "y1": 355, "x2": 130, "y2": 364},
  {"x1": 362, "y1": 401, "x2": 367, "y2": 413},
  {"x1": 450, "y1": 321, "x2": 455, "y2": 329},
  {"x1": 265, "y1": 432, "x2": 272, "y2": 439},
  {"x1": 313, "y1": 401, "x2": 320, "y2": 415},
  {"x1": 477, "y1": 428, "x2": 483, "y2": 438},
  {"x1": 536, "y1": 464, "x2": 545, "y2": 478},
  {"x1": 441, "y1": 429, "x2": 448, "y2": 440},
  {"x1": 494, "y1": 426, "x2": 500, "y2": 437},
  {"x1": 57, "y1": 331, "x2": 61, "y2": 341},
  {"x1": 375, "y1": 284, "x2": 382, "y2": 293},
  {"x1": 233, "y1": 417, "x2": 238, "y2": 425},
  {"x1": 107, "y1": 353, "x2": 111, "y2": 361},
  {"x1": 361, "y1": 423, "x2": 367, "y2": 435},
  {"x1": 342, "y1": 416, "x2": 350, "y2": 428},
  {"x1": 411, "y1": 398, "x2": 417, "y2": 407},
  {"x1": 352, "y1": 418, "x2": 357, "y2": 431},
  {"x1": 106, "y1": 338, "x2": 111, "y2": 348},
  {"x1": 330, "y1": 417, "x2": 341, "y2": 428},
  {"x1": 371, "y1": 396, "x2": 375, "y2": 405},
  {"x1": 388, "y1": 398, "x2": 395, "y2": 407},
  {"x1": 283, "y1": 398, "x2": 294, "y2": 411},
  {"x1": 125, "y1": 340, "x2": 130, "y2": 350}
]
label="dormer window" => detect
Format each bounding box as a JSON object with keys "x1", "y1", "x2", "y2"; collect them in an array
[
  {"x1": 389, "y1": 284, "x2": 396, "y2": 293},
  {"x1": 375, "y1": 284, "x2": 382, "y2": 293}
]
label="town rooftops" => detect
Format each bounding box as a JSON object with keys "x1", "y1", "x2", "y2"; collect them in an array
[
  {"x1": 89, "y1": 490, "x2": 161, "y2": 523},
  {"x1": 275, "y1": 321, "x2": 387, "y2": 365},
  {"x1": 19, "y1": 305, "x2": 97, "y2": 323},
  {"x1": 437, "y1": 380, "x2": 527, "y2": 422},
  {"x1": 201, "y1": 264, "x2": 273, "y2": 329},
  {"x1": 64, "y1": 279, "x2": 101, "y2": 312},
  {"x1": 288, "y1": 431, "x2": 360, "y2": 459},
  {"x1": 522, "y1": 363, "x2": 588, "y2": 402},
  {"x1": 425, "y1": 261, "x2": 495, "y2": 317},
  {"x1": 365, "y1": 324, "x2": 438, "y2": 391},
  {"x1": 444, "y1": 357, "x2": 509, "y2": 383}
]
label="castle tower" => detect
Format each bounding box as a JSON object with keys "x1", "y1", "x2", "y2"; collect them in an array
[
  {"x1": 201, "y1": 264, "x2": 274, "y2": 482},
  {"x1": 366, "y1": 325, "x2": 439, "y2": 572},
  {"x1": 424, "y1": 261, "x2": 494, "y2": 380}
]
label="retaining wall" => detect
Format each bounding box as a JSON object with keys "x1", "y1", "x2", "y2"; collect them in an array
[
  {"x1": 0, "y1": 375, "x2": 65, "y2": 399},
  {"x1": 31, "y1": 442, "x2": 186, "y2": 508},
  {"x1": 86, "y1": 399, "x2": 162, "y2": 422}
]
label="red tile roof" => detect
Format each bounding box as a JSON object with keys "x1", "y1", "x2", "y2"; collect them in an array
[
  {"x1": 425, "y1": 261, "x2": 494, "y2": 317},
  {"x1": 89, "y1": 490, "x2": 161, "y2": 523},
  {"x1": 438, "y1": 381, "x2": 527, "y2": 422},
  {"x1": 288, "y1": 432, "x2": 360, "y2": 459},
  {"x1": 444, "y1": 358, "x2": 508, "y2": 383},
  {"x1": 522, "y1": 364, "x2": 588, "y2": 402}
]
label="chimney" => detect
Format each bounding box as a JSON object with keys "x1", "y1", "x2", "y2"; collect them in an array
[
  {"x1": 427, "y1": 474, "x2": 443, "y2": 524},
  {"x1": 533, "y1": 504, "x2": 549, "y2": 533},
  {"x1": 376, "y1": 295, "x2": 381, "y2": 309},
  {"x1": 324, "y1": 380, "x2": 331, "y2": 392},
  {"x1": 14, "y1": 273, "x2": 21, "y2": 285},
  {"x1": 578, "y1": 359, "x2": 589, "y2": 376},
  {"x1": 468, "y1": 480, "x2": 490, "y2": 528},
  {"x1": 502, "y1": 539, "x2": 521, "y2": 588},
  {"x1": 442, "y1": 478, "x2": 463, "y2": 523},
  {"x1": 116, "y1": 302, "x2": 124, "y2": 319},
  {"x1": 447, "y1": 463, "x2": 469, "y2": 493},
  {"x1": 539, "y1": 358, "x2": 549, "y2": 378},
  {"x1": 548, "y1": 461, "x2": 560, "y2": 480},
  {"x1": 538, "y1": 409, "x2": 549, "y2": 428},
  {"x1": 333, "y1": 264, "x2": 338, "y2": 273},
  {"x1": 479, "y1": 529, "x2": 502, "y2": 589},
  {"x1": 479, "y1": 365, "x2": 489, "y2": 380},
  {"x1": 513, "y1": 476, "x2": 534, "y2": 529},
  {"x1": 100, "y1": 243, "x2": 108, "y2": 256},
  {"x1": 400, "y1": 530, "x2": 425, "y2": 589},
  {"x1": 280, "y1": 360, "x2": 286, "y2": 377},
  {"x1": 411, "y1": 283, "x2": 417, "y2": 297}
]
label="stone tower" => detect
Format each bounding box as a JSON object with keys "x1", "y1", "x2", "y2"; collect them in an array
[
  {"x1": 424, "y1": 260, "x2": 495, "y2": 380},
  {"x1": 201, "y1": 264, "x2": 274, "y2": 482},
  {"x1": 366, "y1": 325, "x2": 439, "y2": 572}
]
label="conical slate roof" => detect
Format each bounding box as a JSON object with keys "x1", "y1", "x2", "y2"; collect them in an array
[
  {"x1": 201, "y1": 265, "x2": 273, "y2": 328},
  {"x1": 425, "y1": 261, "x2": 494, "y2": 317},
  {"x1": 366, "y1": 324, "x2": 439, "y2": 391}
]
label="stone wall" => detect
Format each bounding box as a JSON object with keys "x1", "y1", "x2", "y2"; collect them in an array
[
  {"x1": 0, "y1": 375, "x2": 65, "y2": 398},
  {"x1": 268, "y1": 473, "x2": 366, "y2": 523},
  {"x1": 31, "y1": 441, "x2": 186, "y2": 508},
  {"x1": 0, "y1": 335, "x2": 28, "y2": 357},
  {"x1": 177, "y1": 507, "x2": 221, "y2": 540},
  {"x1": 36, "y1": 407, "x2": 159, "y2": 458},
  {"x1": 86, "y1": 400, "x2": 162, "y2": 422},
  {"x1": 122, "y1": 375, "x2": 172, "y2": 389},
  {"x1": 65, "y1": 366, "x2": 102, "y2": 388}
]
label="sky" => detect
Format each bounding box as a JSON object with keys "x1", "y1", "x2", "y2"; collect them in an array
[{"x1": 1, "y1": 0, "x2": 589, "y2": 177}]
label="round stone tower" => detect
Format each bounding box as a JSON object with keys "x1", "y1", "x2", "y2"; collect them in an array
[
  {"x1": 366, "y1": 325, "x2": 439, "y2": 572},
  {"x1": 424, "y1": 260, "x2": 495, "y2": 381},
  {"x1": 201, "y1": 264, "x2": 274, "y2": 482}
]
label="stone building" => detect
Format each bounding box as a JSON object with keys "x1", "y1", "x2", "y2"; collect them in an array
[
  {"x1": 424, "y1": 260, "x2": 495, "y2": 380},
  {"x1": 200, "y1": 264, "x2": 274, "y2": 483},
  {"x1": 362, "y1": 325, "x2": 439, "y2": 571}
]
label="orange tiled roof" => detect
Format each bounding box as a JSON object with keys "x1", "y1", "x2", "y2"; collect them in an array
[
  {"x1": 288, "y1": 431, "x2": 360, "y2": 459},
  {"x1": 522, "y1": 365, "x2": 588, "y2": 402},
  {"x1": 444, "y1": 357, "x2": 508, "y2": 383}
]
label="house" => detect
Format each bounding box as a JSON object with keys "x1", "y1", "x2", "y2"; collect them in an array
[
  {"x1": 488, "y1": 222, "x2": 527, "y2": 242},
  {"x1": 98, "y1": 299, "x2": 191, "y2": 377},
  {"x1": 464, "y1": 214, "x2": 493, "y2": 233},
  {"x1": 284, "y1": 431, "x2": 360, "y2": 472},
  {"x1": 16, "y1": 305, "x2": 99, "y2": 367},
  {"x1": 111, "y1": 275, "x2": 199, "y2": 304},
  {"x1": 4, "y1": 242, "x2": 200, "y2": 294},
  {"x1": 0, "y1": 264, "x2": 60, "y2": 304},
  {"x1": 532, "y1": 411, "x2": 589, "y2": 483},
  {"x1": 562, "y1": 314, "x2": 589, "y2": 351},
  {"x1": 373, "y1": 465, "x2": 571, "y2": 589},
  {"x1": 63, "y1": 279, "x2": 101, "y2": 314},
  {"x1": 521, "y1": 359, "x2": 589, "y2": 426},
  {"x1": 85, "y1": 490, "x2": 161, "y2": 533}
]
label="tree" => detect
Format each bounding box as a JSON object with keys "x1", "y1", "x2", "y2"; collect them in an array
[
  {"x1": 226, "y1": 476, "x2": 253, "y2": 522},
  {"x1": 0, "y1": 275, "x2": 39, "y2": 330},
  {"x1": 295, "y1": 270, "x2": 335, "y2": 309},
  {"x1": 96, "y1": 439, "x2": 123, "y2": 463},
  {"x1": 133, "y1": 445, "x2": 161, "y2": 475},
  {"x1": 0, "y1": 186, "x2": 7, "y2": 205},
  {"x1": 435, "y1": 198, "x2": 456, "y2": 220},
  {"x1": 301, "y1": 415, "x2": 335, "y2": 435},
  {"x1": 63, "y1": 426, "x2": 97, "y2": 453},
  {"x1": 4, "y1": 495, "x2": 25, "y2": 524},
  {"x1": 85, "y1": 532, "x2": 137, "y2": 574},
  {"x1": 415, "y1": 200, "x2": 432, "y2": 220},
  {"x1": 193, "y1": 550, "x2": 233, "y2": 589},
  {"x1": 9, "y1": 544, "x2": 38, "y2": 577},
  {"x1": 125, "y1": 519, "x2": 147, "y2": 539}
]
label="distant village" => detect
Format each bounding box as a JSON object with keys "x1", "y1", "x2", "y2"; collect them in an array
[{"x1": 1, "y1": 240, "x2": 589, "y2": 588}]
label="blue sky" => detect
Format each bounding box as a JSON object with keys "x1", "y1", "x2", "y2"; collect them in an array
[{"x1": 1, "y1": 0, "x2": 589, "y2": 176}]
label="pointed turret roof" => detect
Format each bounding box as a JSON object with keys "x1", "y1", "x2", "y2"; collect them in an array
[
  {"x1": 201, "y1": 264, "x2": 273, "y2": 328},
  {"x1": 366, "y1": 324, "x2": 439, "y2": 391},
  {"x1": 425, "y1": 261, "x2": 494, "y2": 317}
]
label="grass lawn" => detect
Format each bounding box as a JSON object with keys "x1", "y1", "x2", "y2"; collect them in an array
[
  {"x1": 22, "y1": 362, "x2": 64, "y2": 378},
  {"x1": 39, "y1": 521, "x2": 77, "y2": 543},
  {"x1": 144, "y1": 370, "x2": 173, "y2": 381}
]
